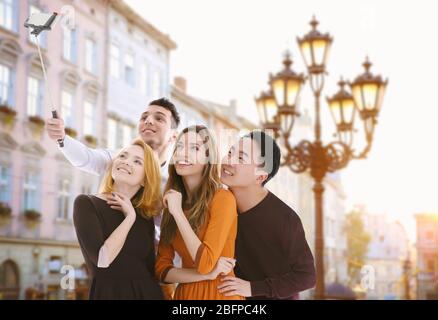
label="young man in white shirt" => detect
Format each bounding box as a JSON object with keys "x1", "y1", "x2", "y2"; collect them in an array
[{"x1": 46, "y1": 97, "x2": 180, "y2": 246}]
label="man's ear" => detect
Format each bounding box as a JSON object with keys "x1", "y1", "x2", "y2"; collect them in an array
[
  {"x1": 255, "y1": 169, "x2": 268, "y2": 186},
  {"x1": 169, "y1": 129, "x2": 178, "y2": 143},
  {"x1": 255, "y1": 174, "x2": 268, "y2": 186}
]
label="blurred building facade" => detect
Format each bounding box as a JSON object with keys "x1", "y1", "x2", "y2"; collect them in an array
[
  {"x1": 323, "y1": 173, "x2": 348, "y2": 286},
  {"x1": 0, "y1": 0, "x2": 176, "y2": 300},
  {"x1": 105, "y1": 0, "x2": 176, "y2": 152},
  {"x1": 297, "y1": 171, "x2": 348, "y2": 298},
  {"x1": 0, "y1": 0, "x2": 111, "y2": 300},
  {"x1": 363, "y1": 213, "x2": 410, "y2": 299},
  {"x1": 275, "y1": 109, "x2": 348, "y2": 298},
  {"x1": 415, "y1": 213, "x2": 438, "y2": 299}
]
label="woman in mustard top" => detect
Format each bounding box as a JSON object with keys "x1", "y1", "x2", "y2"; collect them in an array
[{"x1": 155, "y1": 125, "x2": 243, "y2": 300}]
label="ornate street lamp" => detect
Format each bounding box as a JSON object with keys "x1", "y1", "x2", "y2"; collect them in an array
[
  {"x1": 297, "y1": 16, "x2": 333, "y2": 76},
  {"x1": 350, "y1": 57, "x2": 388, "y2": 152},
  {"x1": 269, "y1": 51, "x2": 305, "y2": 136},
  {"x1": 327, "y1": 78, "x2": 356, "y2": 146},
  {"x1": 403, "y1": 253, "x2": 412, "y2": 300},
  {"x1": 255, "y1": 17, "x2": 388, "y2": 299},
  {"x1": 297, "y1": 15, "x2": 333, "y2": 101},
  {"x1": 255, "y1": 90, "x2": 280, "y2": 135}
]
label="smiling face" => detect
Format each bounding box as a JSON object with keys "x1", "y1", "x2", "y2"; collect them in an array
[
  {"x1": 138, "y1": 104, "x2": 176, "y2": 151},
  {"x1": 111, "y1": 145, "x2": 146, "y2": 187},
  {"x1": 172, "y1": 130, "x2": 209, "y2": 178},
  {"x1": 220, "y1": 137, "x2": 268, "y2": 188},
  {"x1": 160, "y1": 125, "x2": 221, "y2": 244}
]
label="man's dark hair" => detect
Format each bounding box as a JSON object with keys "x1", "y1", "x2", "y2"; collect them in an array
[
  {"x1": 148, "y1": 97, "x2": 180, "y2": 129},
  {"x1": 243, "y1": 130, "x2": 281, "y2": 186}
]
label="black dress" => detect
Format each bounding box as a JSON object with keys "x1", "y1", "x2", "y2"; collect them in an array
[{"x1": 73, "y1": 194, "x2": 163, "y2": 300}]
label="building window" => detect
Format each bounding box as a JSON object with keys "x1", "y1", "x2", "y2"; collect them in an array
[
  {"x1": 57, "y1": 177, "x2": 71, "y2": 220},
  {"x1": 23, "y1": 167, "x2": 40, "y2": 211},
  {"x1": 81, "y1": 175, "x2": 98, "y2": 195},
  {"x1": 61, "y1": 90, "x2": 74, "y2": 128},
  {"x1": 152, "y1": 70, "x2": 161, "y2": 98},
  {"x1": 124, "y1": 52, "x2": 135, "y2": 86},
  {"x1": 62, "y1": 26, "x2": 76, "y2": 62},
  {"x1": 48, "y1": 256, "x2": 62, "y2": 274},
  {"x1": 107, "y1": 118, "x2": 117, "y2": 150},
  {"x1": 139, "y1": 61, "x2": 148, "y2": 95},
  {"x1": 131, "y1": 127, "x2": 136, "y2": 142},
  {"x1": 81, "y1": 180, "x2": 95, "y2": 195},
  {"x1": 85, "y1": 38, "x2": 97, "y2": 74},
  {"x1": 426, "y1": 231, "x2": 434, "y2": 242},
  {"x1": 379, "y1": 266, "x2": 386, "y2": 277},
  {"x1": 0, "y1": 63, "x2": 11, "y2": 106},
  {"x1": 27, "y1": 76, "x2": 43, "y2": 116},
  {"x1": 28, "y1": 5, "x2": 47, "y2": 47},
  {"x1": 0, "y1": 156, "x2": 12, "y2": 204},
  {"x1": 83, "y1": 100, "x2": 96, "y2": 136},
  {"x1": 0, "y1": 0, "x2": 17, "y2": 31},
  {"x1": 110, "y1": 44, "x2": 120, "y2": 78},
  {"x1": 427, "y1": 259, "x2": 435, "y2": 273},
  {"x1": 116, "y1": 121, "x2": 124, "y2": 149},
  {"x1": 0, "y1": 260, "x2": 19, "y2": 296},
  {"x1": 387, "y1": 265, "x2": 392, "y2": 277},
  {"x1": 81, "y1": 185, "x2": 91, "y2": 195},
  {"x1": 122, "y1": 124, "x2": 133, "y2": 147}
]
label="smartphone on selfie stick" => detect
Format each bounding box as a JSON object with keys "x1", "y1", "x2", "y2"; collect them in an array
[{"x1": 24, "y1": 12, "x2": 64, "y2": 147}]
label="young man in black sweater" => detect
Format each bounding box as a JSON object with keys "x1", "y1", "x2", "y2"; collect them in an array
[{"x1": 218, "y1": 131, "x2": 316, "y2": 300}]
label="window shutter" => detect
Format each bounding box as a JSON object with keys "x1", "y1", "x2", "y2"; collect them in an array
[
  {"x1": 35, "y1": 172, "x2": 41, "y2": 211},
  {"x1": 7, "y1": 166, "x2": 12, "y2": 204},
  {"x1": 93, "y1": 41, "x2": 98, "y2": 74},
  {"x1": 72, "y1": 29, "x2": 77, "y2": 63},
  {"x1": 38, "y1": 79, "x2": 44, "y2": 116},
  {"x1": 8, "y1": 69, "x2": 15, "y2": 108},
  {"x1": 13, "y1": 0, "x2": 19, "y2": 32}
]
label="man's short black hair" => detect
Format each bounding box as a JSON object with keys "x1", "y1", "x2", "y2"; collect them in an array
[
  {"x1": 148, "y1": 97, "x2": 180, "y2": 129},
  {"x1": 243, "y1": 130, "x2": 281, "y2": 186}
]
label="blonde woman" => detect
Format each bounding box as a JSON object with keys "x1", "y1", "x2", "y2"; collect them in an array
[
  {"x1": 73, "y1": 138, "x2": 163, "y2": 300},
  {"x1": 155, "y1": 125, "x2": 243, "y2": 300}
]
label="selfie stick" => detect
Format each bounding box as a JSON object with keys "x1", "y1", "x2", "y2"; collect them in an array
[{"x1": 24, "y1": 12, "x2": 64, "y2": 147}]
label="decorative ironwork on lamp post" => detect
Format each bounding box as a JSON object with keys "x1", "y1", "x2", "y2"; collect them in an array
[{"x1": 255, "y1": 16, "x2": 388, "y2": 299}]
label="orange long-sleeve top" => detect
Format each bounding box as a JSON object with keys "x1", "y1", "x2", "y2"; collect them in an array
[{"x1": 155, "y1": 188, "x2": 244, "y2": 300}]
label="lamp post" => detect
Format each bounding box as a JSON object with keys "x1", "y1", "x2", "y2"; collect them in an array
[
  {"x1": 403, "y1": 253, "x2": 412, "y2": 300},
  {"x1": 256, "y1": 16, "x2": 388, "y2": 299}
]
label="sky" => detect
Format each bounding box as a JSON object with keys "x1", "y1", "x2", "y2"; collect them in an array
[{"x1": 125, "y1": 0, "x2": 438, "y2": 241}]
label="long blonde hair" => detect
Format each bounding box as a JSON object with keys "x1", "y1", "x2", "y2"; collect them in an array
[
  {"x1": 99, "y1": 138, "x2": 162, "y2": 219},
  {"x1": 160, "y1": 125, "x2": 221, "y2": 244}
]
